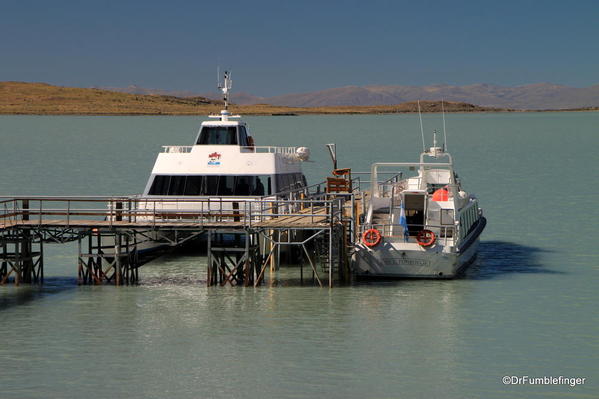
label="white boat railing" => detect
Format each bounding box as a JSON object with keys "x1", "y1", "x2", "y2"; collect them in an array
[
  {"x1": 240, "y1": 146, "x2": 298, "y2": 154},
  {"x1": 361, "y1": 223, "x2": 456, "y2": 247},
  {"x1": 160, "y1": 146, "x2": 299, "y2": 155}
]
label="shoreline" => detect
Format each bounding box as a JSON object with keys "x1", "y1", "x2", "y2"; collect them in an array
[
  {"x1": 1, "y1": 108, "x2": 598, "y2": 116},
  {"x1": 2, "y1": 82, "x2": 597, "y2": 116}
]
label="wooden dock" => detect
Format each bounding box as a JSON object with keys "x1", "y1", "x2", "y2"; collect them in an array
[{"x1": 0, "y1": 194, "x2": 358, "y2": 287}]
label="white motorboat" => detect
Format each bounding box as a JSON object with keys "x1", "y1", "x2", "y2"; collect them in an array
[
  {"x1": 113, "y1": 72, "x2": 310, "y2": 254},
  {"x1": 140, "y1": 72, "x2": 308, "y2": 204},
  {"x1": 353, "y1": 130, "x2": 486, "y2": 278}
]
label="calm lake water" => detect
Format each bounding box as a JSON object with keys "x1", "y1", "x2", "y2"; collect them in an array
[{"x1": 0, "y1": 113, "x2": 598, "y2": 398}]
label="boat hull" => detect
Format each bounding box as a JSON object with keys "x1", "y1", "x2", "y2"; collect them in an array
[{"x1": 353, "y1": 217, "x2": 486, "y2": 279}]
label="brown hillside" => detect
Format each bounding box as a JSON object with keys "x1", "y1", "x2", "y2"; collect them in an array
[{"x1": 0, "y1": 82, "x2": 508, "y2": 115}]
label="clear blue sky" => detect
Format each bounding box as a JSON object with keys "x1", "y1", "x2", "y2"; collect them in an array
[{"x1": 1, "y1": 0, "x2": 598, "y2": 96}]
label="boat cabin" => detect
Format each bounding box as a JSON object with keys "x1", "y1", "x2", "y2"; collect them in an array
[
  {"x1": 366, "y1": 142, "x2": 479, "y2": 243},
  {"x1": 141, "y1": 75, "x2": 308, "y2": 199},
  {"x1": 195, "y1": 121, "x2": 252, "y2": 146}
]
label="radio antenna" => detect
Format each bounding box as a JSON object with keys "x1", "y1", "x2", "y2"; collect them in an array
[
  {"x1": 218, "y1": 70, "x2": 232, "y2": 110},
  {"x1": 441, "y1": 99, "x2": 448, "y2": 151},
  {"x1": 418, "y1": 100, "x2": 425, "y2": 151}
]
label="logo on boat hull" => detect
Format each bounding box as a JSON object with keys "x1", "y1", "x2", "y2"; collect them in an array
[{"x1": 208, "y1": 152, "x2": 221, "y2": 166}]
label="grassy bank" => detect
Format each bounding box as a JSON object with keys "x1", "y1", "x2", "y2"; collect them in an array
[{"x1": 0, "y1": 82, "x2": 512, "y2": 115}]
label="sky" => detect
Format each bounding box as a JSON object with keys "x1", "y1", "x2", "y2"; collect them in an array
[{"x1": 1, "y1": 0, "x2": 598, "y2": 96}]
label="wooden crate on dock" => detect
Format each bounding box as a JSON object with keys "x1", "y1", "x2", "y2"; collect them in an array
[{"x1": 326, "y1": 168, "x2": 352, "y2": 193}]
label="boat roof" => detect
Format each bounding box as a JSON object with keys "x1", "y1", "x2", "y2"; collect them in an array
[{"x1": 201, "y1": 120, "x2": 245, "y2": 127}]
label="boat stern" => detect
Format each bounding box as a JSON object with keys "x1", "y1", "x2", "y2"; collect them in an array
[{"x1": 352, "y1": 240, "x2": 461, "y2": 278}]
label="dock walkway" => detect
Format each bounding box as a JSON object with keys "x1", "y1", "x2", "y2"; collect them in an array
[{"x1": 0, "y1": 194, "x2": 357, "y2": 287}]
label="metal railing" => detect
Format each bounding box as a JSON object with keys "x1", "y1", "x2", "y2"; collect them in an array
[
  {"x1": 0, "y1": 195, "x2": 348, "y2": 230},
  {"x1": 377, "y1": 172, "x2": 405, "y2": 199},
  {"x1": 360, "y1": 223, "x2": 456, "y2": 247},
  {"x1": 160, "y1": 146, "x2": 301, "y2": 155},
  {"x1": 240, "y1": 146, "x2": 299, "y2": 154}
]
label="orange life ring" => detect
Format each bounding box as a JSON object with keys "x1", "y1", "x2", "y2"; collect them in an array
[
  {"x1": 432, "y1": 187, "x2": 449, "y2": 201},
  {"x1": 416, "y1": 229, "x2": 436, "y2": 247},
  {"x1": 362, "y1": 228, "x2": 382, "y2": 247}
]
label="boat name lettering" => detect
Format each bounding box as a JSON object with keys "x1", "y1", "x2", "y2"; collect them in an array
[{"x1": 381, "y1": 258, "x2": 431, "y2": 267}]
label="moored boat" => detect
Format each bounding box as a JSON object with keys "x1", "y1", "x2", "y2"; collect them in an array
[
  {"x1": 109, "y1": 71, "x2": 311, "y2": 254},
  {"x1": 353, "y1": 130, "x2": 486, "y2": 278}
]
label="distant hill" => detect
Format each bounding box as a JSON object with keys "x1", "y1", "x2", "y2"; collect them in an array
[
  {"x1": 0, "y1": 82, "x2": 221, "y2": 115},
  {"x1": 100, "y1": 86, "x2": 266, "y2": 105},
  {"x1": 105, "y1": 82, "x2": 599, "y2": 110},
  {"x1": 0, "y1": 82, "x2": 507, "y2": 115},
  {"x1": 198, "y1": 91, "x2": 266, "y2": 106},
  {"x1": 258, "y1": 83, "x2": 599, "y2": 109},
  {"x1": 100, "y1": 84, "x2": 202, "y2": 98}
]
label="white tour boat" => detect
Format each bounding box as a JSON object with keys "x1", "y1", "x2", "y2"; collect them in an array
[
  {"x1": 127, "y1": 72, "x2": 310, "y2": 253},
  {"x1": 353, "y1": 130, "x2": 486, "y2": 278}
]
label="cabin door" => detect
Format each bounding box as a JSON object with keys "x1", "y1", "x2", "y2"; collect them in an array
[{"x1": 403, "y1": 193, "x2": 426, "y2": 235}]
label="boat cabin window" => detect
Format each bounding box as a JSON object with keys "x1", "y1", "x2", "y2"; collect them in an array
[
  {"x1": 238, "y1": 126, "x2": 249, "y2": 146},
  {"x1": 148, "y1": 175, "x2": 272, "y2": 196},
  {"x1": 427, "y1": 183, "x2": 446, "y2": 194},
  {"x1": 459, "y1": 203, "x2": 479, "y2": 239},
  {"x1": 441, "y1": 209, "x2": 454, "y2": 225},
  {"x1": 197, "y1": 126, "x2": 238, "y2": 145}
]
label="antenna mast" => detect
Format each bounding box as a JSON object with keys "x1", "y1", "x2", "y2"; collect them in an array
[
  {"x1": 217, "y1": 65, "x2": 220, "y2": 89},
  {"x1": 441, "y1": 99, "x2": 448, "y2": 151},
  {"x1": 218, "y1": 70, "x2": 232, "y2": 110},
  {"x1": 418, "y1": 100, "x2": 426, "y2": 151}
]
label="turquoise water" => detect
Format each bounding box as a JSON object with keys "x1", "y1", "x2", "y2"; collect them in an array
[{"x1": 0, "y1": 113, "x2": 598, "y2": 398}]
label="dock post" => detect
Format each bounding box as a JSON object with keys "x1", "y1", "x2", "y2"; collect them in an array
[
  {"x1": 38, "y1": 236, "x2": 44, "y2": 283},
  {"x1": 14, "y1": 237, "x2": 21, "y2": 286},
  {"x1": 206, "y1": 230, "x2": 213, "y2": 286},
  {"x1": 115, "y1": 233, "x2": 121, "y2": 286},
  {"x1": 95, "y1": 232, "x2": 102, "y2": 283},
  {"x1": 328, "y1": 227, "x2": 333, "y2": 288},
  {"x1": 0, "y1": 236, "x2": 6, "y2": 283},
  {"x1": 276, "y1": 230, "x2": 281, "y2": 273},
  {"x1": 124, "y1": 233, "x2": 130, "y2": 285},
  {"x1": 339, "y1": 226, "x2": 350, "y2": 283},
  {"x1": 243, "y1": 230, "x2": 250, "y2": 286},
  {"x1": 20, "y1": 230, "x2": 33, "y2": 284},
  {"x1": 329, "y1": 199, "x2": 334, "y2": 288},
  {"x1": 77, "y1": 236, "x2": 83, "y2": 284},
  {"x1": 300, "y1": 241, "x2": 304, "y2": 285},
  {"x1": 131, "y1": 232, "x2": 139, "y2": 284}
]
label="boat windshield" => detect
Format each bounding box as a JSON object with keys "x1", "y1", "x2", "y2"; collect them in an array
[
  {"x1": 148, "y1": 175, "x2": 271, "y2": 196},
  {"x1": 197, "y1": 127, "x2": 237, "y2": 145}
]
